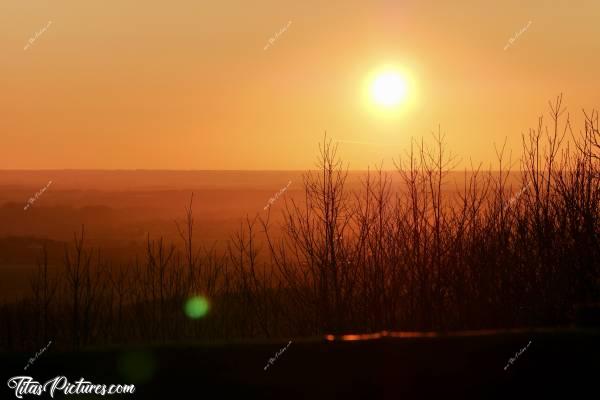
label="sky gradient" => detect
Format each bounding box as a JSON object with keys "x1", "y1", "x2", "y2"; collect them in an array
[{"x1": 2, "y1": 0, "x2": 600, "y2": 169}]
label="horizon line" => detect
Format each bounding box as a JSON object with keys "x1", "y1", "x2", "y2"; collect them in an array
[{"x1": 0, "y1": 168, "x2": 529, "y2": 173}]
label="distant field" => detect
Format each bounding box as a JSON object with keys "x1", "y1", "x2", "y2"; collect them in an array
[
  {"x1": 0, "y1": 170, "x2": 525, "y2": 301},
  {"x1": 0, "y1": 170, "x2": 524, "y2": 242}
]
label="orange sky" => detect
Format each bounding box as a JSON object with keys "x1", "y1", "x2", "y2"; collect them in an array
[{"x1": 2, "y1": 0, "x2": 599, "y2": 170}]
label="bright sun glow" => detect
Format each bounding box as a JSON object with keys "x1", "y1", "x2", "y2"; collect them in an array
[{"x1": 370, "y1": 71, "x2": 408, "y2": 108}]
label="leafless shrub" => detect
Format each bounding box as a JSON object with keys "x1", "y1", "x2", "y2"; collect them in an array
[{"x1": 1, "y1": 97, "x2": 598, "y2": 350}]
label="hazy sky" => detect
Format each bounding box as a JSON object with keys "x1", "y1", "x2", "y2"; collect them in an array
[{"x1": 2, "y1": 0, "x2": 599, "y2": 169}]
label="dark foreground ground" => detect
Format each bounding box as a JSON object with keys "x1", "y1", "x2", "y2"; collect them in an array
[{"x1": 2, "y1": 328, "x2": 598, "y2": 399}]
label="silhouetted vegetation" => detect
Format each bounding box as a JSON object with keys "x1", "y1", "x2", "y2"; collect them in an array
[{"x1": 1, "y1": 96, "x2": 598, "y2": 351}]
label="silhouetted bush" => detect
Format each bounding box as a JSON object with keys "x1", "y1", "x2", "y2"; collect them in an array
[{"x1": 1, "y1": 96, "x2": 598, "y2": 350}]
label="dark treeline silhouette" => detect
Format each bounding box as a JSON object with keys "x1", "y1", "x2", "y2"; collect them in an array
[{"x1": 1, "y1": 96, "x2": 599, "y2": 351}]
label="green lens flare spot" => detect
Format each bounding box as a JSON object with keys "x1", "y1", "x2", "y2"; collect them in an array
[{"x1": 184, "y1": 296, "x2": 209, "y2": 319}]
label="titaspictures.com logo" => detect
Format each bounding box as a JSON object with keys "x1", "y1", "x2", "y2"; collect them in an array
[{"x1": 7, "y1": 376, "x2": 135, "y2": 398}]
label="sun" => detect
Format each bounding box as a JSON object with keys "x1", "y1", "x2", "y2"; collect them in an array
[{"x1": 370, "y1": 71, "x2": 408, "y2": 108}]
